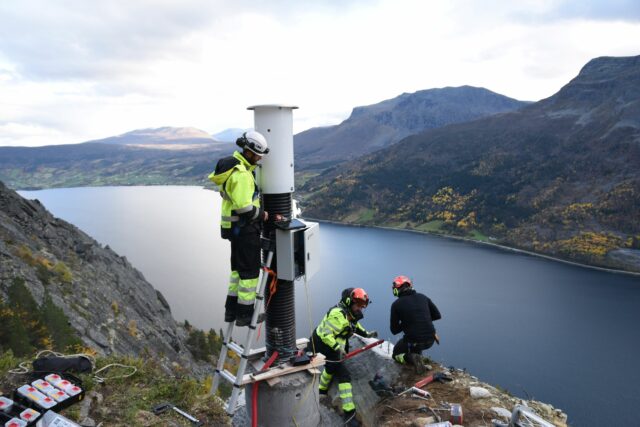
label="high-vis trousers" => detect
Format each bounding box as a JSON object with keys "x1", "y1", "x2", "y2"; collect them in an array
[
  {"x1": 228, "y1": 229, "x2": 261, "y2": 306},
  {"x1": 310, "y1": 333, "x2": 355, "y2": 413}
]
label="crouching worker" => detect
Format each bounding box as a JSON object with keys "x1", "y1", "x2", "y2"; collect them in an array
[
  {"x1": 390, "y1": 275, "x2": 441, "y2": 374},
  {"x1": 308, "y1": 287, "x2": 377, "y2": 427}
]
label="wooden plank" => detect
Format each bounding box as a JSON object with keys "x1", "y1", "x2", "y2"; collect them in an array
[
  {"x1": 266, "y1": 377, "x2": 281, "y2": 387},
  {"x1": 240, "y1": 354, "x2": 325, "y2": 385}
]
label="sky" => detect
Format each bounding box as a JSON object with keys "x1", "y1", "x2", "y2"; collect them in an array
[{"x1": 1, "y1": 0, "x2": 639, "y2": 147}]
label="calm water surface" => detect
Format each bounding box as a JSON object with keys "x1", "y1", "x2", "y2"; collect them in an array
[{"x1": 19, "y1": 186, "x2": 640, "y2": 426}]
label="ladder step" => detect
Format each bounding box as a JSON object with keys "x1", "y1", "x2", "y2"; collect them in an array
[
  {"x1": 220, "y1": 369, "x2": 237, "y2": 384},
  {"x1": 227, "y1": 341, "x2": 244, "y2": 356}
]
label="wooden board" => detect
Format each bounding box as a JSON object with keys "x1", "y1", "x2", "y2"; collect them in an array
[{"x1": 240, "y1": 354, "x2": 326, "y2": 385}]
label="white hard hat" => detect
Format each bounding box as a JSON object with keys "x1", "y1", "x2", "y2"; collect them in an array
[{"x1": 237, "y1": 130, "x2": 269, "y2": 155}]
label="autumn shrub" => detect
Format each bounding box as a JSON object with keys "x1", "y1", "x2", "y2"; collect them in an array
[
  {"x1": 0, "y1": 278, "x2": 81, "y2": 356},
  {"x1": 556, "y1": 232, "x2": 622, "y2": 259}
]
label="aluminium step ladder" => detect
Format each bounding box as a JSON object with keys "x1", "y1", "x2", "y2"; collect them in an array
[{"x1": 210, "y1": 243, "x2": 275, "y2": 414}]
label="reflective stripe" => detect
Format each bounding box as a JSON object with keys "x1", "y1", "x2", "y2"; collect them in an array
[
  {"x1": 220, "y1": 191, "x2": 231, "y2": 201},
  {"x1": 222, "y1": 215, "x2": 239, "y2": 222},
  {"x1": 228, "y1": 272, "x2": 240, "y2": 295},
  {"x1": 319, "y1": 371, "x2": 333, "y2": 390},
  {"x1": 324, "y1": 319, "x2": 342, "y2": 332},
  {"x1": 338, "y1": 383, "x2": 355, "y2": 411},
  {"x1": 238, "y1": 277, "x2": 258, "y2": 304},
  {"x1": 338, "y1": 383, "x2": 353, "y2": 393},
  {"x1": 235, "y1": 204, "x2": 254, "y2": 214},
  {"x1": 320, "y1": 327, "x2": 333, "y2": 336},
  {"x1": 238, "y1": 285, "x2": 256, "y2": 294}
]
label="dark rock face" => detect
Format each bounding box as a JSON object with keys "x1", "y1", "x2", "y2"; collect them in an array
[
  {"x1": 0, "y1": 181, "x2": 195, "y2": 368},
  {"x1": 294, "y1": 86, "x2": 529, "y2": 170}
]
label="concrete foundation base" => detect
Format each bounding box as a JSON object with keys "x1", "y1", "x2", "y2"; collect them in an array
[{"x1": 244, "y1": 371, "x2": 320, "y2": 427}]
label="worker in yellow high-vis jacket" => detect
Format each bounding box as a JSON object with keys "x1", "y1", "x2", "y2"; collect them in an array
[
  {"x1": 308, "y1": 288, "x2": 378, "y2": 427},
  {"x1": 209, "y1": 131, "x2": 272, "y2": 327}
]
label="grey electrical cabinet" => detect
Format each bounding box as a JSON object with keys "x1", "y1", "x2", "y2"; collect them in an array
[{"x1": 275, "y1": 220, "x2": 320, "y2": 281}]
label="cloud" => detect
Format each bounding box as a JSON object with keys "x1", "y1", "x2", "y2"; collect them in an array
[
  {"x1": 0, "y1": 0, "x2": 366, "y2": 82},
  {"x1": 0, "y1": 0, "x2": 639, "y2": 147},
  {"x1": 552, "y1": 0, "x2": 640, "y2": 22},
  {"x1": 0, "y1": 0, "x2": 214, "y2": 81},
  {"x1": 0, "y1": 122, "x2": 67, "y2": 146}
]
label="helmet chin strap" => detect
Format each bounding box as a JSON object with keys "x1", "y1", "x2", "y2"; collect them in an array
[{"x1": 350, "y1": 307, "x2": 364, "y2": 321}]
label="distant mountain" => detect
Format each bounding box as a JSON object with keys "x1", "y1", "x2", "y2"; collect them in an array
[
  {"x1": 0, "y1": 89, "x2": 527, "y2": 190},
  {"x1": 213, "y1": 128, "x2": 250, "y2": 143},
  {"x1": 0, "y1": 128, "x2": 234, "y2": 189},
  {"x1": 88, "y1": 126, "x2": 219, "y2": 146},
  {"x1": 294, "y1": 86, "x2": 530, "y2": 170},
  {"x1": 301, "y1": 56, "x2": 640, "y2": 272}
]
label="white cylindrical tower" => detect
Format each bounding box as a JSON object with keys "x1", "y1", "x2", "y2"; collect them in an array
[{"x1": 248, "y1": 104, "x2": 298, "y2": 194}]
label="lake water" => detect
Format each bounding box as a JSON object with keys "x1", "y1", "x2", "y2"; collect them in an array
[{"x1": 19, "y1": 186, "x2": 640, "y2": 426}]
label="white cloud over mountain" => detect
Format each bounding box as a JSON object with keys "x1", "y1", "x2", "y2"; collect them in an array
[{"x1": 0, "y1": 0, "x2": 639, "y2": 146}]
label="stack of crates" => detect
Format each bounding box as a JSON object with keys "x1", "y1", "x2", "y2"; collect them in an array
[{"x1": 0, "y1": 373, "x2": 84, "y2": 426}]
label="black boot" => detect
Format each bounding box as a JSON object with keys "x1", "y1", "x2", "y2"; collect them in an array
[
  {"x1": 343, "y1": 410, "x2": 361, "y2": 427},
  {"x1": 224, "y1": 296, "x2": 238, "y2": 323},
  {"x1": 408, "y1": 353, "x2": 425, "y2": 374},
  {"x1": 235, "y1": 304, "x2": 254, "y2": 327}
]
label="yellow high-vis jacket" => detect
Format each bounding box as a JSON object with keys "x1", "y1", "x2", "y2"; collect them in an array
[
  {"x1": 209, "y1": 151, "x2": 261, "y2": 237},
  {"x1": 315, "y1": 304, "x2": 368, "y2": 352}
]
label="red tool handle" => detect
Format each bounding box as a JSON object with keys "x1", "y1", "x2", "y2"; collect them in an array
[
  {"x1": 414, "y1": 374, "x2": 435, "y2": 388},
  {"x1": 252, "y1": 351, "x2": 279, "y2": 427},
  {"x1": 343, "y1": 339, "x2": 384, "y2": 361}
]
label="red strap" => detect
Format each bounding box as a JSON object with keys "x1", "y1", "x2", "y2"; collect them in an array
[
  {"x1": 263, "y1": 267, "x2": 278, "y2": 308},
  {"x1": 256, "y1": 267, "x2": 278, "y2": 341}
]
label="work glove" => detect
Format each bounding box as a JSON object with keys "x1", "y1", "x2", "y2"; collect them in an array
[
  {"x1": 434, "y1": 333, "x2": 440, "y2": 345},
  {"x1": 367, "y1": 330, "x2": 378, "y2": 338}
]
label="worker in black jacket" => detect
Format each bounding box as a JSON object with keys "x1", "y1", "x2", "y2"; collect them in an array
[{"x1": 389, "y1": 275, "x2": 441, "y2": 374}]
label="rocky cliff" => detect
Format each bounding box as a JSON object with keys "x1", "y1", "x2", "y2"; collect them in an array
[{"x1": 0, "y1": 180, "x2": 196, "y2": 369}]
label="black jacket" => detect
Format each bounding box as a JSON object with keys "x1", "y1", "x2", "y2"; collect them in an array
[{"x1": 390, "y1": 289, "x2": 441, "y2": 342}]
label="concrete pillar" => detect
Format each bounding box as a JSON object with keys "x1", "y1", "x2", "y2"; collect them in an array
[{"x1": 244, "y1": 372, "x2": 320, "y2": 427}]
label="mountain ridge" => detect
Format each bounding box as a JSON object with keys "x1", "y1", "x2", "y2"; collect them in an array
[
  {"x1": 0, "y1": 86, "x2": 527, "y2": 190},
  {"x1": 86, "y1": 126, "x2": 220, "y2": 146},
  {"x1": 294, "y1": 85, "x2": 530, "y2": 170},
  {"x1": 300, "y1": 55, "x2": 640, "y2": 272}
]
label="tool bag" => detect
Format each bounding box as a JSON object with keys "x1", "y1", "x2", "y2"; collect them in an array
[{"x1": 32, "y1": 355, "x2": 93, "y2": 374}]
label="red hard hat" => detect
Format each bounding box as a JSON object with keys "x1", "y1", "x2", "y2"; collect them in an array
[
  {"x1": 350, "y1": 288, "x2": 370, "y2": 306},
  {"x1": 392, "y1": 275, "x2": 412, "y2": 290}
]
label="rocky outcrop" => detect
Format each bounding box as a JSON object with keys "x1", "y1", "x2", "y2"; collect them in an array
[
  {"x1": 0, "y1": 181, "x2": 195, "y2": 369},
  {"x1": 321, "y1": 336, "x2": 569, "y2": 427}
]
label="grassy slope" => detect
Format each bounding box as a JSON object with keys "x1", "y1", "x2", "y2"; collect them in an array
[{"x1": 0, "y1": 352, "x2": 229, "y2": 426}]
